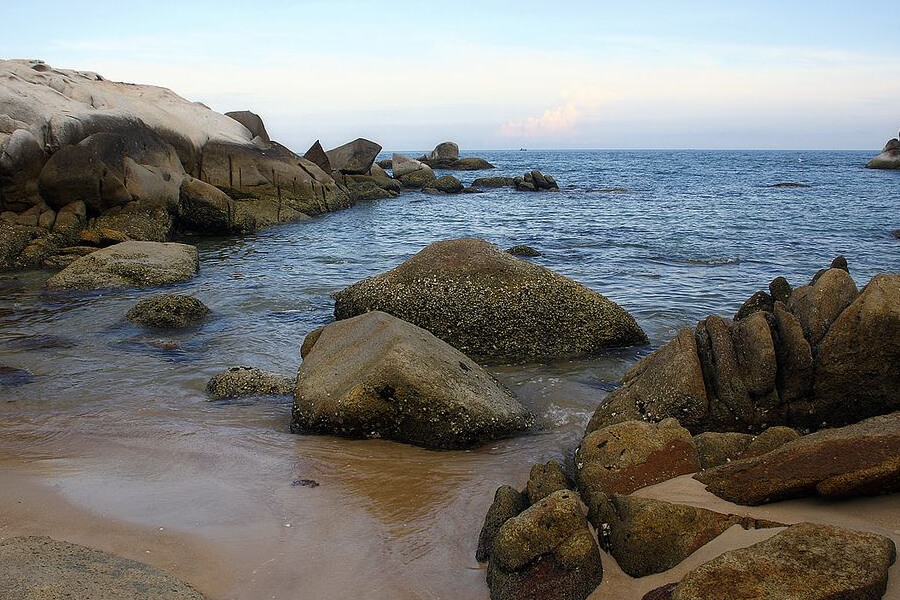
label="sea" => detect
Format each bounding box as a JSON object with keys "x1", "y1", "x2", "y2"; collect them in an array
[{"x1": 0, "y1": 149, "x2": 898, "y2": 599}]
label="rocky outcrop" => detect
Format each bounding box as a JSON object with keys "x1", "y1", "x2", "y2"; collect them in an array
[
  {"x1": 391, "y1": 153, "x2": 436, "y2": 188},
  {"x1": 666, "y1": 523, "x2": 896, "y2": 600},
  {"x1": 576, "y1": 419, "x2": 698, "y2": 507},
  {"x1": 590, "y1": 495, "x2": 781, "y2": 577},
  {"x1": 866, "y1": 135, "x2": 900, "y2": 169},
  {"x1": 0, "y1": 536, "x2": 206, "y2": 599},
  {"x1": 693, "y1": 426, "x2": 799, "y2": 469},
  {"x1": 476, "y1": 485, "x2": 529, "y2": 563},
  {"x1": 291, "y1": 311, "x2": 533, "y2": 450},
  {"x1": 486, "y1": 490, "x2": 603, "y2": 600},
  {"x1": 420, "y1": 141, "x2": 459, "y2": 168},
  {"x1": 126, "y1": 294, "x2": 209, "y2": 328},
  {"x1": 589, "y1": 266, "x2": 900, "y2": 435},
  {"x1": 302, "y1": 140, "x2": 331, "y2": 174},
  {"x1": 695, "y1": 411, "x2": 900, "y2": 505},
  {"x1": 206, "y1": 366, "x2": 294, "y2": 400},
  {"x1": 0, "y1": 59, "x2": 351, "y2": 270},
  {"x1": 525, "y1": 461, "x2": 571, "y2": 505},
  {"x1": 506, "y1": 244, "x2": 541, "y2": 257},
  {"x1": 45, "y1": 241, "x2": 198, "y2": 290},
  {"x1": 515, "y1": 170, "x2": 559, "y2": 192},
  {"x1": 325, "y1": 138, "x2": 381, "y2": 175},
  {"x1": 450, "y1": 157, "x2": 495, "y2": 170},
  {"x1": 425, "y1": 175, "x2": 464, "y2": 194},
  {"x1": 472, "y1": 177, "x2": 516, "y2": 188},
  {"x1": 333, "y1": 238, "x2": 646, "y2": 361}
]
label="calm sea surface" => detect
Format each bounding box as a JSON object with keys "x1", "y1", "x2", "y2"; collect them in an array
[{"x1": 1, "y1": 150, "x2": 898, "y2": 599}]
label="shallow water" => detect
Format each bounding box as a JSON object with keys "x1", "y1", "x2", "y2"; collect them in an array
[{"x1": 0, "y1": 150, "x2": 898, "y2": 599}]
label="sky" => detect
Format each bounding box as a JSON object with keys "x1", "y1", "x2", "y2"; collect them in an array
[{"x1": 3, "y1": 1, "x2": 900, "y2": 151}]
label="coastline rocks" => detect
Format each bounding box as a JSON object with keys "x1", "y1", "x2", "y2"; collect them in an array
[
  {"x1": 591, "y1": 495, "x2": 781, "y2": 577},
  {"x1": 426, "y1": 174, "x2": 464, "y2": 194},
  {"x1": 695, "y1": 411, "x2": 900, "y2": 505},
  {"x1": 225, "y1": 110, "x2": 270, "y2": 145},
  {"x1": 472, "y1": 177, "x2": 516, "y2": 188},
  {"x1": 206, "y1": 366, "x2": 293, "y2": 399},
  {"x1": 666, "y1": 523, "x2": 896, "y2": 600},
  {"x1": 0, "y1": 536, "x2": 206, "y2": 600},
  {"x1": 325, "y1": 138, "x2": 382, "y2": 175},
  {"x1": 302, "y1": 140, "x2": 332, "y2": 174},
  {"x1": 525, "y1": 460, "x2": 572, "y2": 505},
  {"x1": 487, "y1": 490, "x2": 603, "y2": 600},
  {"x1": 426, "y1": 141, "x2": 459, "y2": 163},
  {"x1": 451, "y1": 157, "x2": 495, "y2": 170},
  {"x1": 126, "y1": 294, "x2": 210, "y2": 328},
  {"x1": 866, "y1": 136, "x2": 900, "y2": 170},
  {"x1": 694, "y1": 426, "x2": 799, "y2": 470},
  {"x1": 476, "y1": 485, "x2": 528, "y2": 563},
  {"x1": 178, "y1": 176, "x2": 255, "y2": 234},
  {"x1": 333, "y1": 238, "x2": 647, "y2": 361},
  {"x1": 291, "y1": 311, "x2": 533, "y2": 450},
  {"x1": 589, "y1": 267, "x2": 900, "y2": 435},
  {"x1": 576, "y1": 419, "x2": 698, "y2": 506},
  {"x1": 45, "y1": 241, "x2": 198, "y2": 290},
  {"x1": 515, "y1": 170, "x2": 559, "y2": 191}
]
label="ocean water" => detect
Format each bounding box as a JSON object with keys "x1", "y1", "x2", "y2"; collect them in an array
[{"x1": 0, "y1": 150, "x2": 898, "y2": 599}]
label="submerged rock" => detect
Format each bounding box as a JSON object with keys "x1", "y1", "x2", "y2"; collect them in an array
[
  {"x1": 506, "y1": 244, "x2": 541, "y2": 257},
  {"x1": 0, "y1": 536, "x2": 206, "y2": 600},
  {"x1": 667, "y1": 523, "x2": 896, "y2": 600},
  {"x1": 866, "y1": 136, "x2": 900, "y2": 170},
  {"x1": 45, "y1": 241, "x2": 198, "y2": 290},
  {"x1": 487, "y1": 490, "x2": 603, "y2": 600},
  {"x1": 695, "y1": 411, "x2": 900, "y2": 505},
  {"x1": 126, "y1": 294, "x2": 210, "y2": 328},
  {"x1": 292, "y1": 311, "x2": 533, "y2": 450},
  {"x1": 472, "y1": 176, "x2": 516, "y2": 188},
  {"x1": 206, "y1": 366, "x2": 293, "y2": 400},
  {"x1": 333, "y1": 238, "x2": 646, "y2": 361}
]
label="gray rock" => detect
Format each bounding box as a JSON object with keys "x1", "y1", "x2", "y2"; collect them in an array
[
  {"x1": 302, "y1": 140, "x2": 331, "y2": 174},
  {"x1": 0, "y1": 536, "x2": 206, "y2": 600},
  {"x1": 472, "y1": 177, "x2": 515, "y2": 188},
  {"x1": 450, "y1": 157, "x2": 495, "y2": 170},
  {"x1": 668, "y1": 523, "x2": 896, "y2": 600},
  {"x1": 178, "y1": 176, "x2": 255, "y2": 234},
  {"x1": 430, "y1": 175, "x2": 463, "y2": 193},
  {"x1": 291, "y1": 311, "x2": 533, "y2": 450},
  {"x1": 391, "y1": 153, "x2": 428, "y2": 178},
  {"x1": 866, "y1": 138, "x2": 900, "y2": 170},
  {"x1": 126, "y1": 294, "x2": 210, "y2": 328},
  {"x1": 224, "y1": 110, "x2": 270, "y2": 145},
  {"x1": 506, "y1": 245, "x2": 541, "y2": 257},
  {"x1": 325, "y1": 138, "x2": 382, "y2": 174},
  {"x1": 427, "y1": 141, "x2": 460, "y2": 161},
  {"x1": 206, "y1": 366, "x2": 293, "y2": 399},
  {"x1": 333, "y1": 238, "x2": 647, "y2": 361},
  {"x1": 525, "y1": 460, "x2": 571, "y2": 505},
  {"x1": 45, "y1": 241, "x2": 198, "y2": 290}
]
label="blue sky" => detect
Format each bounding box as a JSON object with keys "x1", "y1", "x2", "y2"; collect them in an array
[{"x1": 4, "y1": 1, "x2": 899, "y2": 150}]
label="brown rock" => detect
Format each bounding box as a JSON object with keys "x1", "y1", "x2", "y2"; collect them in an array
[
  {"x1": 206, "y1": 366, "x2": 293, "y2": 400},
  {"x1": 576, "y1": 419, "x2": 698, "y2": 508},
  {"x1": 771, "y1": 302, "x2": 815, "y2": 410},
  {"x1": 126, "y1": 294, "x2": 210, "y2": 329},
  {"x1": 225, "y1": 110, "x2": 270, "y2": 145},
  {"x1": 326, "y1": 138, "x2": 381, "y2": 175},
  {"x1": 741, "y1": 426, "x2": 800, "y2": 458},
  {"x1": 302, "y1": 140, "x2": 331, "y2": 174},
  {"x1": 693, "y1": 431, "x2": 754, "y2": 470},
  {"x1": 525, "y1": 461, "x2": 571, "y2": 505},
  {"x1": 669, "y1": 523, "x2": 896, "y2": 600},
  {"x1": 696, "y1": 411, "x2": 900, "y2": 505},
  {"x1": 786, "y1": 268, "x2": 857, "y2": 348},
  {"x1": 476, "y1": 485, "x2": 527, "y2": 563}
]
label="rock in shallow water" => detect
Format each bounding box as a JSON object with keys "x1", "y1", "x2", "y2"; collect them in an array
[
  {"x1": 291, "y1": 310, "x2": 533, "y2": 450},
  {"x1": 0, "y1": 536, "x2": 206, "y2": 600},
  {"x1": 126, "y1": 294, "x2": 209, "y2": 328},
  {"x1": 333, "y1": 238, "x2": 646, "y2": 361},
  {"x1": 206, "y1": 366, "x2": 293, "y2": 400}
]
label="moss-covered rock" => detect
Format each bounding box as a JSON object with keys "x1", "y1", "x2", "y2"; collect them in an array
[{"x1": 206, "y1": 366, "x2": 293, "y2": 399}]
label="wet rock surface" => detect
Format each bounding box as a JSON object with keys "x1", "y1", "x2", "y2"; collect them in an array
[
  {"x1": 0, "y1": 536, "x2": 206, "y2": 600},
  {"x1": 333, "y1": 238, "x2": 646, "y2": 361},
  {"x1": 126, "y1": 294, "x2": 210, "y2": 328},
  {"x1": 206, "y1": 366, "x2": 293, "y2": 400},
  {"x1": 292, "y1": 311, "x2": 533, "y2": 449}
]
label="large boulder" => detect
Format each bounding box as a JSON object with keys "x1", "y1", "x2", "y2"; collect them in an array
[
  {"x1": 866, "y1": 137, "x2": 900, "y2": 169},
  {"x1": 591, "y1": 495, "x2": 781, "y2": 577},
  {"x1": 667, "y1": 523, "x2": 896, "y2": 600},
  {"x1": 391, "y1": 152, "x2": 428, "y2": 178},
  {"x1": 291, "y1": 311, "x2": 533, "y2": 450},
  {"x1": 302, "y1": 139, "x2": 331, "y2": 174},
  {"x1": 0, "y1": 536, "x2": 206, "y2": 600},
  {"x1": 575, "y1": 419, "x2": 698, "y2": 508},
  {"x1": 589, "y1": 266, "x2": 900, "y2": 435},
  {"x1": 487, "y1": 490, "x2": 603, "y2": 600},
  {"x1": 224, "y1": 110, "x2": 270, "y2": 145},
  {"x1": 428, "y1": 141, "x2": 459, "y2": 161},
  {"x1": 178, "y1": 176, "x2": 256, "y2": 234},
  {"x1": 695, "y1": 411, "x2": 900, "y2": 505},
  {"x1": 45, "y1": 240, "x2": 198, "y2": 290},
  {"x1": 325, "y1": 138, "x2": 381, "y2": 175},
  {"x1": 126, "y1": 294, "x2": 209, "y2": 328},
  {"x1": 0, "y1": 128, "x2": 47, "y2": 212},
  {"x1": 333, "y1": 238, "x2": 647, "y2": 361}
]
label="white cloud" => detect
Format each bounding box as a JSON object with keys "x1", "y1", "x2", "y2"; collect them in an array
[{"x1": 498, "y1": 103, "x2": 580, "y2": 138}]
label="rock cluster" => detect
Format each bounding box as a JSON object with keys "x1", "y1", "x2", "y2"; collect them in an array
[
  {"x1": 471, "y1": 170, "x2": 559, "y2": 191},
  {"x1": 417, "y1": 142, "x2": 495, "y2": 170},
  {"x1": 0, "y1": 59, "x2": 352, "y2": 271},
  {"x1": 866, "y1": 134, "x2": 900, "y2": 169},
  {"x1": 292, "y1": 311, "x2": 533, "y2": 449},
  {"x1": 589, "y1": 262, "x2": 900, "y2": 434},
  {"x1": 332, "y1": 238, "x2": 647, "y2": 361}
]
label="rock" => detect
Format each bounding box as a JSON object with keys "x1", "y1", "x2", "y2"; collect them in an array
[
  {"x1": 693, "y1": 431, "x2": 754, "y2": 470},
  {"x1": 576, "y1": 419, "x2": 698, "y2": 508},
  {"x1": 376, "y1": 158, "x2": 392, "y2": 170},
  {"x1": 768, "y1": 276, "x2": 792, "y2": 303},
  {"x1": 813, "y1": 274, "x2": 900, "y2": 425},
  {"x1": 302, "y1": 140, "x2": 332, "y2": 174},
  {"x1": 0, "y1": 365, "x2": 35, "y2": 387},
  {"x1": 506, "y1": 245, "x2": 541, "y2": 257},
  {"x1": 767, "y1": 182, "x2": 810, "y2": 188},
  {"x1": 291, "y1": 311, "x2": 533, "y2": 450},
  {"x1": 429, "y1": 174, "x2": 463, "y2": 194},
  {"x1": 892, "y1": 229, "x2": 900, "y2": 239},
  {"x1": 126, "y1": 294, "x2": 210, "y2": 328},
  {"x1": 348, "y1": 181, "x2": 394, "y2": 202},
  {"x1": 45, "y1": 241, "x2": 198, "y2": 290},
  {"x1": 733, "y1": 291, "x2": 773, "y2": 321},
  {"x1": 515, "y1": 177, "x2": 537, "y2": 192},
  {"x1": 787, "y1": 267, "x2": 858, "y2": 347},
  {"x1": 450, "y1": 157, "x2": 495, "y2": 170},
  {"x1": 667, "y1": 523, "x2": 896, "y2": 600},
  {"x1": 525, "y1": 461, "x2": 571, "y2": 505},
  {"x1": 206, "y1": 366, "x2": 293, "y2": 400},
  {"x1": 472, "y1": 177, "x2": 515, "y2": 188},
  {"x1": 391, "y1": 153, "x2": 428, "y2": 178},
  {"x1": 399, "y1": 167, "x2": 436, "y2": 188},
  {"x1": 741, "y1": 426, "x2": 800, "y2": 458},
  {"x1": 696, "y1": 411, "x2": 900, "y2": 505},
  {"x1": 428, "y1": 141, "x2": 459, "y2": 161},
  {"x1": 530, "y1": 170, "x2": 558, "y2": 190},
  {"x1": 299, "y1": 326, "x2": 325, "y2": 359},
  {"x1": 325, "y1": 138, "x2": 381, "y2": 175},
  {"x1": 225, "y1": 110, "x2": 270, "y2": 145},
  {"x1": 588, "y1": 328, "x2": 706, "y2": 432},
  {"x1": 0, "y1": 129, "x2": 47, "y2": 212},
  {"x1": 333, "y1": 238, "x2": 647, "y2": 361},
  {"x1": 487, "y1": 490, "x2": 603, "y2": 600},
  {"x1": 0, "y1": 222, "x2": 40, "y2": 270},
  {"x1": 643, "y1": 583, "x2": 679, "y2": 600},
  {"x1": 0, "y1": 536, "x2": 206, "y2": 600},
  {"x1": 476, "y1": 485, "x2": 528, "y2": 563},
  {"x1": 591, "y1": 495, "x2": 782, "y2": 577},
  {"x1": 866, "y1": 138, "x2": 900, "y2": 170}
]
